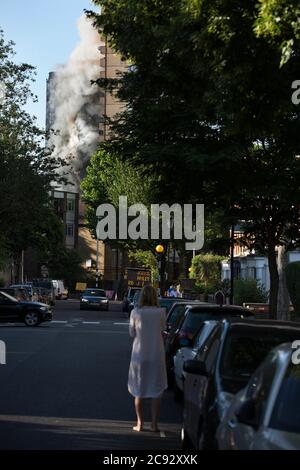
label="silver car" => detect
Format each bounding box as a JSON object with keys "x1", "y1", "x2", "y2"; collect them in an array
[
  {"x1": 173, "y1": 320, "x2": 218, "y2": 400},
  {"x1": 217, "y1": 343, "x2": 300, "y2": 450}
]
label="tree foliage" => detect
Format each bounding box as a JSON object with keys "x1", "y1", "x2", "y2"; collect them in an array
[
  {"x1": 0, "y1": 29, "x2": 64, "y2": 271},
  {"x1": 87, "y1": 1, "x2": 300, "y2": 317}
]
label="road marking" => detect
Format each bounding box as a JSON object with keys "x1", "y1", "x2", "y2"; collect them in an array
[
  {"x1": 114, "y1": 322, "x2": 129, "y2": 325},
  {"x1": 160, "y1": 431, "x2": 166, "y2": 438},
  {"x1": 82, "y1": 321, "x2": 101, "y2": 325},
  {"x1": 51, "y1": 321, "x2": 68, "y2": 324}
]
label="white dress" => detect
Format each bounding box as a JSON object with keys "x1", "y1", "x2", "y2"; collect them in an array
[{"x1": 128, "y1": 306, "x2": 168, "y2": 398}]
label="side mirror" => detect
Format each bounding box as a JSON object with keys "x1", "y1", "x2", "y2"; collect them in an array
[
  {"x1": 235, "y1": 399, "x2": 259, "y2": 428},
  {"x1": 183, "y1": 359, "x2": 208, "y2": 376}
]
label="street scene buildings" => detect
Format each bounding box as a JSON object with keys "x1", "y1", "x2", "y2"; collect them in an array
[{"x1": 1, "y1": 0, "x2": 300, "y2": 458}]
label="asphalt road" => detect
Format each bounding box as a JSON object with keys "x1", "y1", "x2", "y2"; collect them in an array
[{"x1": 0, "y1": 300, "x2": 182, "y2": 450}]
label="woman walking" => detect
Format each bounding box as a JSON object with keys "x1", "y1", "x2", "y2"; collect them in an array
[{"x1": 128, "y1": 284, "x2": 167, "y2": 432}]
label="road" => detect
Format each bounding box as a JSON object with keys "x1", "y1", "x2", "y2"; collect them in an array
[{"x1": 0, "y1": 300, "x2": 182, "y2": 450}]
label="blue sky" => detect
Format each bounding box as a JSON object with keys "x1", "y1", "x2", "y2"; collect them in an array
[{"x1": 1, "y1": 0, "x2": 97, "y2": 127}]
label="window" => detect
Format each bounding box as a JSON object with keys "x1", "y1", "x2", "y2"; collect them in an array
[
  {"x1": 67, "y1": 199, "x2": 75, "y2": 212},
  {"x1": 270, "y1": 364, "x2": 300, "y2": 433},
  {"x1": 66, "y1": 224, "x2": 74, "y2": 237},
  {"x1": 245, "y1": 353, "x2": 278, "y2": 424}
]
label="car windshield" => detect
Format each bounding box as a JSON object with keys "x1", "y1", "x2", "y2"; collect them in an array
[
  {"x1": 0, "y1": 291, "x2": 18, "y2": 303},
  {"x1": 220, "y1": 327, "x2": 300, "y2": 394},
  {"x1": 129, "y1": 289, "x2": 141, "y2": 299},
  {"x1": 270, "y1": 364, "x2": 300, "y2": 434},
  {"x1": 167, "y1": 304, "x2": 188, "y2": 328},
  {"x1": 83, "y1": 289, "x2": 106, "y2": 297},
  {"x1": 181, "y1": 309, "x2": 245, "y2": 336}
]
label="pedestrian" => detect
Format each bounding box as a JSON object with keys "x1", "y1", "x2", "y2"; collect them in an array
[{"x1": 128, "y1": 284, "x2": 168, "y2": 432}]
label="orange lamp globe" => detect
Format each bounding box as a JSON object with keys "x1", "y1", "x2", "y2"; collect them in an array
[{"x1": 155, "y1": 244, "x2": 164, "y2": 254}]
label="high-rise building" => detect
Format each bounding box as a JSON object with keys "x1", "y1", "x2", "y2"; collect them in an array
[{"x1": 45, "y1": 39, "x2": 128, "y2": 291}]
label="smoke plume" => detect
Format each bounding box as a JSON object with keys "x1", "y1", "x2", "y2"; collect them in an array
[{"x1": 49, "y1": 15, "x2": 103, "y2": 190}]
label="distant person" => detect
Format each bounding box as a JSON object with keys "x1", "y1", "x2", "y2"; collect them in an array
[
  {"x1": 128, "y1": 284, "x2": 167, "y2": 432},
  {"x1": 167, "y1": 285, "x2": 176, "y2": 297}
]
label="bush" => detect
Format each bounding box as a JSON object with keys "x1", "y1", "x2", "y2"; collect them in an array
[
  {"x1": 234, "y1": 279, "x2": 268, "y2": 306},
  {"x1": 285, "y1": 261, "x2": 300, "y2": 320},
  {"x1": 189, "y1": 253, "x2": 225, "y2": 295}
]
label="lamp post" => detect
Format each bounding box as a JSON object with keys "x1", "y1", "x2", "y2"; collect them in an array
[{"x1": 155, "y1": 244, "x2": 165, "y2": 295}]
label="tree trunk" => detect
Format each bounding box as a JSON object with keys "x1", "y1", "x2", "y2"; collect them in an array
[
  {"x1": 268, "y1": 246, "x2": 279, "y2": 319},
  {"x1": 277, "y1": 245, "x2": 290, "y2": 320}
]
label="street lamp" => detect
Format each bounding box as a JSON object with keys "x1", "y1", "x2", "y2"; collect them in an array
[{"x1": 155, "y1": 244, "x2": 165, "y2": 295}]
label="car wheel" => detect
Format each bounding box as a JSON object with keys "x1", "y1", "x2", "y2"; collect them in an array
[
  {"x1": 181, "y1": 426, "x2": 193, "y2": 450},
  {"x1": 24, "y1": 311, "x2": 40, "y2": 327}
]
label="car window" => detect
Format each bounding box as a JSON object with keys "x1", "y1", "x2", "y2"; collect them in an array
[
  {"x1": 270, "y1": 363, "x2": 300, "y2": 434},
  {"x1": 0, "y1": 292, "x2": 18, "y2": 303},
  {"x1": 83, "y1": 289, "x2": 105, "y2": 297},
  {"x1": 245, "y1": 353, "x2": 278, "y2": 423},
  {"x1": 196, "y1": 324, "x2": 221, "y2": 371},
  {"x1": 167, "y1": 304, "x2": 187, "y2": 328},
  {"x1": 220, "y1": 327, "x2": 300, "y2": 394}
]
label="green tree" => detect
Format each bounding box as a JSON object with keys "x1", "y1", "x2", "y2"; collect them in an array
[
  {"x1": 0, "y1": 29, "x2": 64, "y2": 276},
  {"x1": 189, "y1": 253, "x2": 225, "y2": 295},
  {"x1": 87, "y1": 0, "x2": 300, "y2": 318}
]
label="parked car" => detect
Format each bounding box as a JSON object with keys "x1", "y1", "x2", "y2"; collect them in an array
[
  {"x1": 80, "y1": 288, "x2": 109, "y2": 311},
  {"x1": 0, "y1": 290, "x2": 52, "y2": 326},
  {"x1": 182, "y1": 319, "x2": 300, "y2": 450},
  {"x1": 163, "y1": 300, "x2": 206, "y2": 344},
  {"x1": 122, "y1": 287, "x2": 142, "y2": 314},
  {"x1": 216, "y1": 342, "x2": 300, "y2": 450},
  {"x1": 32, "y1": 279, "x2": 56, "y2": 306},
  {"x1": 173, "y1": 320, "x2": 219, "y2": 401},
  {"x1": 165, "y1": 304, "x2": 254, "y2": 386},
  {"x1": 9, "y1": 284, "x2": 34, "y2": 300},
  {"x1": 52, "y1": 280, "x2": 68, "y2": 300}
]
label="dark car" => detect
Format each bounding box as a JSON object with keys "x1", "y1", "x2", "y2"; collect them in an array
[
  {"x1": 165, "y1": 304, "x2": 254, "y2": 385},
  {"x1": 182, "y1": 319, "x2": 300, "y2": 450},
  {"x1": 163, "y1": 300, "x2": 206, "y2": 343},
  {"x1": 123, "y1": 287, "x2": 142, "y2": 315},
  {"x1": 0, "y1": 290, "x2": 52, "y2": 327},
  {"x1": 80, "y1": 288, "x2": 109, "y2": 311}
]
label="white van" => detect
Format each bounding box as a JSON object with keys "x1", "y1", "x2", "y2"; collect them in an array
[{"x1": 52, "y1": 280, "x2": 68, "y2": 300}]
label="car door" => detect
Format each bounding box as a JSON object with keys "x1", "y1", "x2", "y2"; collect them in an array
[
  {"x1": 230, "y1": 353, "x2": 279, "y2": 449},
  {"x1": 0, "y1": 293, "x2": 20, "y2": 322},
  {"x1": 184, "y1": 324, "x2": 221, "y2": 443}
]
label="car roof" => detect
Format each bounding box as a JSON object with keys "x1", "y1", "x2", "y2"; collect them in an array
[
  {"x1": 224, "y1": 318, "x2": 300, "y2": 331},
  {"x1": 188, "y1": 304, "x2": 250, "y2": 313}
]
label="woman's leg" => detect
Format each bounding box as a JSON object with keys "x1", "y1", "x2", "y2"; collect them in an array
[
  {"x1": 151, "y1": 397, "x2": 161, "y2": 431},
  {"x1": 133, "y1": 397, "x2": 144, "y2": 431}
]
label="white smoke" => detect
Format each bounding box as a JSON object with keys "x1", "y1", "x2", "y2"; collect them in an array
[{"x1": 49, "y1": 15, "x2": 104, "y2": 190}]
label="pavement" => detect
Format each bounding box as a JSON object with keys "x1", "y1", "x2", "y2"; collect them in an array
[{"x1": 0, "y1": 299, "x2": 182, "y2": 450}]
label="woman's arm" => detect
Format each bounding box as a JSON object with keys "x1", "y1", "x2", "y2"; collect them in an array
[{"x1": 129, "y1": 309, "x2": 136, "y2": 337}]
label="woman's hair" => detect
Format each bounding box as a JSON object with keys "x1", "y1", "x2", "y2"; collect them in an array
[{"x1": 138, "y1": 284, "x2": 159, "y2": 308}]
